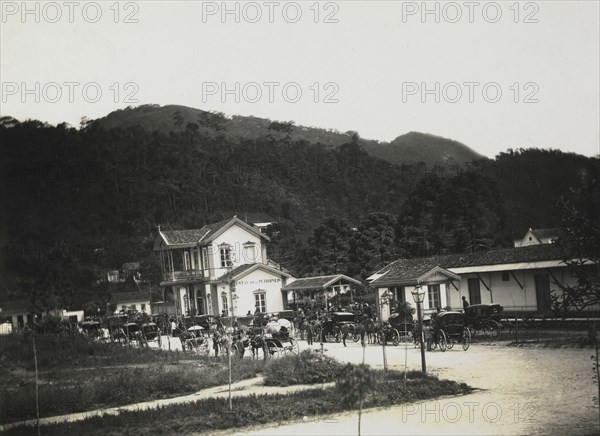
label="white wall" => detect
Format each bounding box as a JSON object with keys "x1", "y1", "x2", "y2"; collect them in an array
[
  {"x1": 208, "y1": 225, "x2": 264, "y2": 279},
  {"x1": 114, "y1": 300, "x2": 150, "y2": 314},
  {"x1": 233, "y1": 268, "x2": 286, "y2": 315},
  {"x1": 448, "y1": 267, "x2": 586, "y2": 312},
  {"x1": 378, "y1": 283, "x2": 449, "y2": 321}
]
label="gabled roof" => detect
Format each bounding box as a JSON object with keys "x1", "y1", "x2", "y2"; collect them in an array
[
  {"x1": 529, "y1": 228, "x2": 559, "y2": 241},
  {"x1": 111, "y1": 292, "x2": 150, "y2": 303},
  {"x1": 214, "y1": 263, "x2": 294, "y2": 283},
  {"x1": 370, "y1": 262, "x2": 459, "y2": 287},
  {"x1": 370, "y1": 244, "x2": 568, "y2": 287},
  {"x1": 282, "y1": 274, "x2": 362, "y2": 291},
  {"x1": 0, "y1": 300, "x2": 32, "y2": 315},
  {"x1": 121, "y1": 262, "x2": 141, "y2": 271},
  {"x1": 153, "y1": 217, "x2": 269, "y2": 250}
]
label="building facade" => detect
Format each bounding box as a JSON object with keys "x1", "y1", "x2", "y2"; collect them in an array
[
  {"x1": 153, "y1": 216, "x2": 293, "y2": 317},
  {"x1": 369, "y1": 244, "x2": 596, "y2": 319}
]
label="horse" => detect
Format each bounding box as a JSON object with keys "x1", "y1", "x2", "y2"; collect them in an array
[
  {"x1": 339, "y1": 323, "x2": 355, "y2": 347},
  {"x1": 352, "y1": 317, "x2": 378, "y2": 346},
  {"x1": 250, "y1": 334, "x2": 268, "y2": 360}
]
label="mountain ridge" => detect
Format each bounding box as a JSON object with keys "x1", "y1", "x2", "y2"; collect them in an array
[{"x1": 93, "y1": 104, "x2": 485, "y2": 167}]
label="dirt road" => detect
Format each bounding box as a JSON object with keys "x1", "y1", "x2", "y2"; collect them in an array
[{"x1": 229, "y1": 340, "x2": 599, "y2": 435}]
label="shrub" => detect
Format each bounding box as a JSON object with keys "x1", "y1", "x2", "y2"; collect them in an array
[
  {"x1": 335, "y1": 363, "x2": 374, "y2": 407},
  {"x1": 263, "y1": 350, "x2": 343, "y2": 386}
]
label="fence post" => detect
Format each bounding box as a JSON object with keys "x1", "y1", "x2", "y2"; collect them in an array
[{"x1": 32, "y1": 334, "x2": 40, "y2": 436}]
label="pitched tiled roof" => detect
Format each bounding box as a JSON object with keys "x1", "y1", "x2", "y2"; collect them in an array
[
  {"x1": 155, "y1": 217, "x2": 269, "y2": 249},
  {"x1": 216, "y1": 263, "x2": 256, "y2": 281},
  {"x1": 371, "y1": 244, "x2": 566, "y2": 286},
  {"x1": 214, "y1": 263, "x2": 294, "y2": 283},
  {"x1": 121, "y1": 262, "x2": 141, "y2": 271},
  {"x1": 0, "y1": 300, "x2": 32, "y2": 315},
  {"x1": 282, "y1": 274, "x2": 362, "y2": 291},
  {"x1": 111, "y1": 292, "x2": 149, "y2": 303},
  {"x1": 530, "y1": 228, "x2": 559, "y2": 241}
]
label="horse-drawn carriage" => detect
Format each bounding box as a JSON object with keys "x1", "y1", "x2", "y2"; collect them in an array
[
  {"x1": 80, "y1": 320, "x2": 103, "y2": 341},
  {"x1": 464, "y1": 304, "x2": 504, "y2": 339},
  {"x1": 252, "y1": 312, "x2": 299, "y2": 358},
  {"x1": 432, "y1": 311, "x2": 471, "y2": 351},
  {"x1": 141, "y1": 322, "x2": 162, "y2": 347},
  {"x1": 320, "y1": 312, "x2": 356, "y2": 343},
  {"x1": 388, "y1": 311, "x2": 413, "y2": 342},
  {"x1": 180, "y1": 324, "x2": 209, "y2": 353}
]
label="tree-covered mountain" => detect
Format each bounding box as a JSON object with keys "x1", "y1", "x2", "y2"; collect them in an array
[
  {"x1": 0, "y1": 109, "x2": 596, "y2": 312},
  {"x1": 94, "y1": 104, "x2": 483, "y2": 167}
]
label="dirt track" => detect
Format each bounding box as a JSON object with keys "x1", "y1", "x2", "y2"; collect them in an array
[{"x1": 229, "y1": 339, "x2": 600, "y2": 435}]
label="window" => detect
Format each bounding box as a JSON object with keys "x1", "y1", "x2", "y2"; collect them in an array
[
  {"x1": 219, "y1": 244, "x2": 232, "y2": 268},
  {"x1": 202, "y1": 247, "x2": 209, "y2": 271},
  {"x1": 221, "y1": 293, "x2": 229, "y2": 314},
  {"x1": 468, "y1": 278, "x2": 482, "y2": 305},
  {"x1": 183, "y1": 251, "x2": 191, "y2": 270},
  {"x1": 141, "y1": 304, "x2": 146, "y2": 312},
  {"x1": 502, "y1": 271, "x2": 510, "y2": 282},
  {"x1": 427, "y1": 284, "x2": 441, "y2": 310},
  {"x1": 255, "y1": 292, "x2": 267, "y2": 313},
  {"x1": 192, "y1": 248, "x2": 200, "y2": 270},
  {"x1": 390, "y1": 286, "x2": 405, "y2": 306}
]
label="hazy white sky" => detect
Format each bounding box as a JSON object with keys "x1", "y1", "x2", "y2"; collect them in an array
[{"x1": 1, "y1": 0, "x2": 599, "y2": 157}]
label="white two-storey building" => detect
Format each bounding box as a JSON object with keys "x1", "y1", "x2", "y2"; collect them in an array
[{"x1": 153, "y1": 216, "x2": 294, "y2": 317}]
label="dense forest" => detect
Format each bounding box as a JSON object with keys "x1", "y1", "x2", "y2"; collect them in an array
[{"x1": 0, "y1": 107, "x2": 596, "y2": 311}]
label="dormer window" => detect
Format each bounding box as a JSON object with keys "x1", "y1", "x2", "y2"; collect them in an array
[{"x1": 219, "y1": 243, "x2": 233, "y2": 268}]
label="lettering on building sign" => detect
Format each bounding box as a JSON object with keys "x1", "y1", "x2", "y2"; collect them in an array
[{"x1": 236, "y1": 278, "x2": 281, "y2": 286}]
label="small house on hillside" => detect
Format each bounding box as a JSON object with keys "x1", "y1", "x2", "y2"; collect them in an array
[
  {"x1": 0, "y1": 300, "x2": 34, "y2": 331},
  {"x1": 110, "y1": 292, "x2": 151, "y2": 314},
  {"x1": 514, "y1": 228, "x2": 559, "y2": 247}
]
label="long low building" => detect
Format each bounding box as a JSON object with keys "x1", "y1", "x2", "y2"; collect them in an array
[{"x1": 368, "y1": 244, "x2": 597, "y2": 319}]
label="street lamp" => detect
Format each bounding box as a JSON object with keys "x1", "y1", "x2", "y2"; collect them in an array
[{"x1": 411, "y1": 284, "x2": 427, "y2": 373}]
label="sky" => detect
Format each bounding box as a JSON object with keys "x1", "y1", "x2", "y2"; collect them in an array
[{"x1": 1, "y1": 0, "x2": 599, "y2": 158}]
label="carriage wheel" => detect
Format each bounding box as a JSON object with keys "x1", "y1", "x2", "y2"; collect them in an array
[
  {"x1": 334, "y1": 328, "x2": 342, "y2": 343},
  {"x1": 446, "y1": 336, "x2": 455, "y2": 350},
  {"x1": 438, "y1": 331, "x2": 447, "y2": 352},
  {"x1": 462, "y1": 327, "x2": 471, "y2": 351},
  {"x1": 483, "y1": 321, "x2": 501, "y2": 339},
  {"x1": 352, "y1": 332, "x2": 360, "y2": 342},
  {"x1": 391, "y1": 329, "x2": 400, "y2": 346}
]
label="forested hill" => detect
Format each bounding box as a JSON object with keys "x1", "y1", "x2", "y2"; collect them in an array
[
  {"x1": 95, "y1": 104, "x2": 483, "y2": 166},
  {"x1": 0, "y1": 113, "x2": 596, "y2": 311}
]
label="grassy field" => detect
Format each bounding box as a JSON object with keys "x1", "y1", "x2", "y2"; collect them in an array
[
  {"x1": 0, "y1": 333, "x2": 262, "y2": 425},
  {"x1": 4, "y1": 368, "x2": 472, "y2": 435}
]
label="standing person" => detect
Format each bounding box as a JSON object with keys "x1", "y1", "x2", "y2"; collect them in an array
[
  {"x1": 170, "y1": 319, "x2": 176, "y2": 336},
  {"x1": 306, "y1": 321, "x2": 314, "y2": 345},
  {"x1": 462, "y1": 296, "x2": 469, "y2": 311},
  {"x1": 212, "y1": 330, "x2": 220, "y2": 357}
]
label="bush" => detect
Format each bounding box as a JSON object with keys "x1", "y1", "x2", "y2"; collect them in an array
[
  {"x1": 335, "y1": 363, "x2": 374, "y2": 406},
  {"x1": 263, "y1": 350, "x2": 343, "y2": 386}
]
